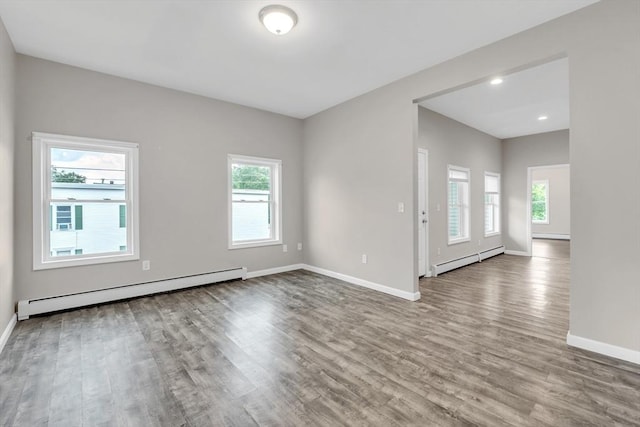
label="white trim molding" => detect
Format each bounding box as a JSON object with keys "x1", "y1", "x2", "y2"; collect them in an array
[
  {"x1": 18, "y1": 268, "x2": 247, "y2": 320},
  {"x1": 32, "y1": 132, "x2": 140, "y2": 270},
  {"x1": 567, "y1": 332, "x2": 640, "y2": 365},
  {"x1": 246, "y1": 264, "x2": 304, "y2": 279},
  {"x1": 302, "y1": 264, "x2": 421, "y2": 301},
  {"x1": 0, "y1": 314, "x2": 17, "y2": 355},
  {"x1": 532, "y1": 233, "x2": 570, "y2": 240}
]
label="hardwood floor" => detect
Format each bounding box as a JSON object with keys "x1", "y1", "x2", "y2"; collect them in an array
[
  {"x1": 1, "y1": 244, "x2": 639, "y2": 426},
  {"x1": 532, "y1": 238, "x2": 571, "y2": 259}
]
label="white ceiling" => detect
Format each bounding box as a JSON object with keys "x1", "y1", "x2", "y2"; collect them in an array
[
  {"x1": 0, "y1": 1, "x2": 595, "y2": 119},
  {"x1": 419, "y1": 58, "x2": 569, "y2": 139}
]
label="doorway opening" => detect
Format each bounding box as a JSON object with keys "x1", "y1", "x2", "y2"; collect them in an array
[{"x1": 527, "y1": 164, "x2": 571, "y2": 257}]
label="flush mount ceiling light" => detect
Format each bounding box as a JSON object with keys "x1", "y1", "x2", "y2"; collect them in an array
[
  {"x1": 538, "y1": 115, "x2": 549, "y2": 121},
  {"x1": 490, "y1": 77, "x2": 503, "y2": 85},
  {"x1": 259, "y1": 5, "x2": 298, "y2": 35}
]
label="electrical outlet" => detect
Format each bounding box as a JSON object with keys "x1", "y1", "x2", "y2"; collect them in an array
[
  {"x1": 398, "y1": 202, "x2": 405, "y2": 213},
  {"x1": 297, "y1": 243, "x2": 302, "y2": 251},
  {"x1": 283, "y1": 244, "x2": 288, "y2": 253},
  {"x1": 436, "y1": 203, "x2": 441, "y2": 211},
  {"x1": 142, "y1": 260, "x2": 151, "y2": 271},
  {"x1": 362, "y1": 254, "x2": 368, "y2": 264},
  {"x1": 437, "y1": 248, "x2": 441, "y2": 255}
]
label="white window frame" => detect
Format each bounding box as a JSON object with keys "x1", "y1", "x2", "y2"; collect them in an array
[
  {"x1": 32, "y1": 132, "x2": 139, "y2": 270},
  {"x1": 532, "y1": 179, "x2": 550, "y2": 224},
  {"x1": 448, "y1": 165, "x2": 470, "y2": 245},
  {"x1": 484, "y1": 171, "x2": 501, "y2": 237},
  {"x1": 228, "y1": 154, "x2": 282, "y2": 249}
]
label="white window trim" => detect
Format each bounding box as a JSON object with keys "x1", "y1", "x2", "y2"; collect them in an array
[
  {"x1": 228, "y1": 154, "x2": 282, "y2": 249},
  {"x1": 532, "y1": 179, "x2": 550, "y2": 224},
  {"x1": 484, "y1": 171, "x2": 501, "y2": 237},
  {"x1": 32, "y1": 132, "x2": 140, "y2": 270},
  {"x1": 448, "y1": 165, "x2": 470, "y2": 245}
]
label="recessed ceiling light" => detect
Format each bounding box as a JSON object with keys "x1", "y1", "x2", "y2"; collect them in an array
[
  {"x1": 259, "y1": 5, "x2": 298, "y2": 35},
  {"x1": 490, "y1": 78, "x2": 503, "y2": 85},
  {"x1": 538, "y1": 115, "x2": 548, "y2": 121}
]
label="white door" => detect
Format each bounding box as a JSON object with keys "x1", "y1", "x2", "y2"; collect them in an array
[{"x1": 418, "y1": 149, "x2": 429, "y2": 277}]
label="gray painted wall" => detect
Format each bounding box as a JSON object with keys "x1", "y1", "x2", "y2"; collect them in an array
[
  {"x1": 3, "y1": 0, "x2": 638, "y2": 357},
  {"x1": 502, "y1": 130, "x2": 570, "y2": 252},
  {"x1": 14, "y1": 55, "x2": 304, "y2": 302},
  {"x1": 0, "y1": 17, "x2": 15, "y2": 336},
  {"x1": 304, "y1": 1, "x2": 639, "y2": 352},
  {"x1": 417, "y1": 107, "x2": 502, "y2": 267},
  {"x1": 303, "y1": 83, "x2": 416, "y2": 293},
  {"x1": 532, "y1": 166, "x2": 570, "y2": 236}
]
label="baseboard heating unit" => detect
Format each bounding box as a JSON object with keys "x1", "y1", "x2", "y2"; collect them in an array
[
  {"x1": 431, "y1": 246, "x2": 504, "y2": 277},
  {"x1": 17, "y1": 267, "x2": 247, "y2": 320}
]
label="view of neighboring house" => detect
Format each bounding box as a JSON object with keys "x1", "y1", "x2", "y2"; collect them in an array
[{"x1": 50, "y1": 183, "x2": 127, "y2": 257}]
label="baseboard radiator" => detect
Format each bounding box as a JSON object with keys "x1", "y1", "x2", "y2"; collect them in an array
[
  {"x1": 17, "y1": 267, "x2": 247, "y2": 320},
  {"x1": 431, "y1": 246, "x2": 505, "y2": 277}
]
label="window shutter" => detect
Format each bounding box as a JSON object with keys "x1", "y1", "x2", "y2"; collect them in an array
[
  {"x1": 485, "y1": 174, "x2": 499, "y2": 193},
  {"x1": 75, "y1": 205, "x2": 83, "y2": 230},
  {"x1": 119, "y1": 205, "x2": 126, "y2": 228}
]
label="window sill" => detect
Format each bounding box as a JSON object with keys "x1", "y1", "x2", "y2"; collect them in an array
[
  {"x1": 532, "y1": 220, "x2": 549, "y2": 225},
  {"x1": 484, "y1": 232, "x2": 501, "y2": 238},
  {"x1": 228, "y1": 239, "x2": 282, "y2": 250},
  {"x1": 448, "y1": 238, "x2": 470, "y2": 246},
  {"x1": 34, "y1": 252, "x2": 139, "y2": 271}
]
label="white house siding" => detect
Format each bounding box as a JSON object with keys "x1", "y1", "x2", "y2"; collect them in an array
[
  {"x1": 231, "y1": 190, "x2": 272, "y2": 242},
  {"x1": 50, "y1": 183, "x2": 126, "y2": 256}
]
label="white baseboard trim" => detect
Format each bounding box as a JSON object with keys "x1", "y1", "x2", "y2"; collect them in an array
[
  {"x1": 505, "y1": 250, "x2": 530, "y2": 256},
  {"x1": 246, "y1": 264, "x2": 305, "y2": 279},
  {"x1": 302, "y1": 264, "x2": 420, "y2": 301},
  {"x1": 567, "y1": 331, "x2": 640, "y2": 365},
  {"x1": 18, "y1": 268, "x2": 247, "y2": 320},
  {"x1": 533, "y1": 233, "x2": 570, "y2": 240},
  {"x1": 0, "y1": 314, "x2": 17, "y2": 355}
]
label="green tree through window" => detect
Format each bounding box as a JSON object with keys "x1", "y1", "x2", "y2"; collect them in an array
[
  {"x1": 51, "y1": 167, "x2": 86, "y2": 183},
  {"x1": 232, "y1": 165, "x2": 270, "y2": 190},
  {"x1": 532, "y1": 181, "x2": 548, "y2": 222}
]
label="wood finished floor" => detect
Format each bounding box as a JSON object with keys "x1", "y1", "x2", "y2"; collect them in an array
[
  {"x1": 532, "y1": 238, "x2": 570, "y2": 260},
  {"x1": 1, "y1": 241, "x2": 639, "y2": 426}
]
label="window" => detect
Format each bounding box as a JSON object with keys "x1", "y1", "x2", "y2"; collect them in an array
[
  {"x1": 228, "y1": 154, "x2": 281, "y2": 248},
  {"x1": 484, "y1": 172, "x2": 501, "y2": 236},
  {"x1": 448, "y1": 165, "x2": 470, "y2": 244},
  {"x1": 56, "y1": 205, "x2": 72, "y2": 229},
  {"x1": 33, "y1": 132, "x2": 139, "y2": 270},
  {"x1": 532, "y1": 180, "x2": 549, "y2": 224},
  {"x1": 52, "y1": 204, "x2": 83, "y2": 231}
]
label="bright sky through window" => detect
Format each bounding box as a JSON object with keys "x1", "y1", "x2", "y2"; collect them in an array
[{"x1": 51, "y1": 148, "x2": 125, "y2": 184}]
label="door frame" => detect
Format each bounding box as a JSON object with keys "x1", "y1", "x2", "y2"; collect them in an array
[{"x1": 418, "y1": 148, "x2": 430, "y2": 277}]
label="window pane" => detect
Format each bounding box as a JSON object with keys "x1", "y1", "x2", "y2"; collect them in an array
[
  {"x1": 532, "y1": 201, "x2": 547, "y2": 221},
  {"x1": 232, "y1": 201, "x2": 272, "y2": 241},
  {"x1": 51, "y1": 148, "x2": 126, "y2": 200},
  {"x1": 485, "y1": 205, "x2": 494, "y2": 231},
  {"x1": 229, "y1": 155, "x2": 280, "y2": 247},
  {"x1": 232, "y1": 164, "x2": 271, "y2": 192},
  {"x1": 50, "y1": 202, "x2": 128, "y2": 257},
  {"x1": 532, "y1": 181, "x2": 548, "y2": 221}
]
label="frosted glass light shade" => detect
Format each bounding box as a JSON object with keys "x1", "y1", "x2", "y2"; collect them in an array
[{"x1": 259, "y1": 5, "x2": 298, "y2": 35}]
